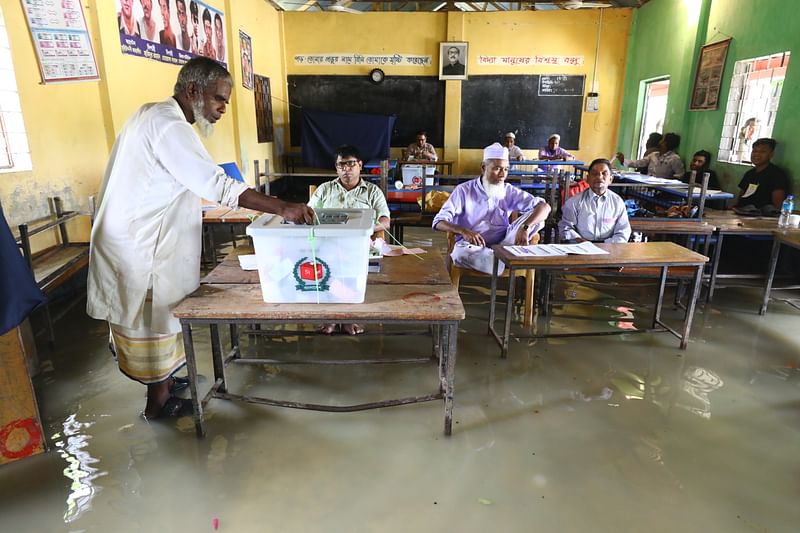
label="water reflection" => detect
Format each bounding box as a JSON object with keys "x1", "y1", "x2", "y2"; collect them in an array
[
  {"x1": 52, "y1": 414, "x2": 106, "y2": 523},
  {"x1": 677, "y1": 366, "x2": 723, "y2": 419}
]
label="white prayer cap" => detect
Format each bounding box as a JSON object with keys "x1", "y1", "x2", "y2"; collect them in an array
[
  {"x1": 548, "y1": 133, "x2": 561, "y2": 141},
  {"x1": 505, "y1": 132, "x2": 516, "y2": 139},
  {"x1": 483, "y1": 142, "x2": 509, "y2": 161}
]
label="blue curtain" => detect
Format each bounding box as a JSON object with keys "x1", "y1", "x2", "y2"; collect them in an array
[
  {"x1": 1, "y1": 206, "x2": 46, "y2": 335},
  {"x1": 301, "y1": 110, "x2": 396, "y2": 169}
]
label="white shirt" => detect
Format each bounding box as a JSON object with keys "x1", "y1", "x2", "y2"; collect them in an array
[
  {"x1": 87, "y1": 97, "x2": 249, "y2": 333},
  {"x1": 559, "y1": 188, "x2": 631, "y2": 243},
  {"x1": 508, "y1": 145, "x2": 525, "y2": 161},
  {"x1": 625, "y1": 150, "x2": 685, "y2": 178}
]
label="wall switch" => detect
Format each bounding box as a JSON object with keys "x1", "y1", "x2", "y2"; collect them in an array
[{"x1": 585, "y1": 92, "x2": 599, "y2": 113}]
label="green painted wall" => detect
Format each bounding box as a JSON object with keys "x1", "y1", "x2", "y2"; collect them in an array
[{"x1": 618, "y1": 0, "x2": 800, "y2": 192}]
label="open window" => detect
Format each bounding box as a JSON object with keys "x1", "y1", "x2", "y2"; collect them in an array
[
  {"x1": 718, "y1": 51, "x2": 790, "y2": 164},
  {"x1": 637, "y1": 78, "x2": 669, "y2": 158},
  {"x1": 0, "y1": 6, "x2": 32, "y2": 173}
]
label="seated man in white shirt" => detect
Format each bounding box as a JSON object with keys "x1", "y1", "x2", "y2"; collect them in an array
[
  {"x1": 559, "y1": 158, "x2": 631, "y2": 244},
  {"x1": 503, "y1": 132, "x2": 525, "y2": 161}
]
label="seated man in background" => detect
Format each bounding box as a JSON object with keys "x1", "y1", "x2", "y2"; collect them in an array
[
  {"x1": 681, "y1": 149, "x2": 720, "y2": 190},
  {"x1": 617, "y1": 132, "x2": 685, "y2": 178},
  {"x1": 559, "y1": 158, "x2": 631, "y2": 244},
  {"x1": 433, "y1": 143, "x2": 551, "y2": 274},
  {"x1": 636, "y1": 132, "x2": 662, "y2": 174},
  {"x1": 503, "y1": 132, "x2": 525, "y2": 161},
  {"x1": 538, "y1": 133, "x2": 573, "y2": 161},
  {"x1": 308, "y1": 145, "x2": 390, "y2": 335},
  {"x1": 732, "y1": 138, "x2": 789, "y2": 211},
  {"x1": 406, "y1": 131, "x2": 438, "y2": 161}
]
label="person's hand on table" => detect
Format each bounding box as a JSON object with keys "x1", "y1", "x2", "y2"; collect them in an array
[
  {"x1": 514, "y1": 228, "x2": 531, "y2": 245},
  {"x1": 281, "y1": 202, "x2": 315, "y2": 224},
  {"x1": 460, "y1": 228, "x2": 485, "y2": 246}
]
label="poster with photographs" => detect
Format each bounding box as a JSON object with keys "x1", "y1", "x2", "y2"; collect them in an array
[
  {"x1": 254, "y1": 75, "x2": 273, "y2": 143},
  {"x1": 20, "y1": 0, "x2": 99, "y2": 83},
  {"x1": 240, "y1": 30, "x2": 253, "y2": 90},
  {"x1": 116, "y1": 0, "x2": 227, "y2": 68},
  {"x1": 690, "y1": 39, "x2": 731, "y2": 111}
]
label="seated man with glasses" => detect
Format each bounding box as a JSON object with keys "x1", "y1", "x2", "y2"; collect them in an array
[
  {"x1": 433, "y1": 143, "x2": 551, "y2": 274},
  {"x1": 308, "y1": 145, "x2": 391, "y2": 335}
]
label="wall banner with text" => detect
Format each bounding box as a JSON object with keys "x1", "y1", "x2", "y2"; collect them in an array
[{"x1": 116, "y1": 0, "x2": 227, "y2": 68}]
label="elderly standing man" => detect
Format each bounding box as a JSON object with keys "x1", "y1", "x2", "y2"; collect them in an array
[
  {"x1": 87, "y1": 57, "x2": 314, "y2": 420},
  {"x1": 559, "y1": 158, "x2": 631, "y2": 244},
  {"x1": 433, "y1": 143, "x2": 551, "y2": 274},
  {"x1": 503, "y1": 132, "x2": 525, "y2": 161}
]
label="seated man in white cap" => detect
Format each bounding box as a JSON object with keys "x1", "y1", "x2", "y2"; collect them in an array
[
  {"x1": 538, "y1": 133, "x2": 574, "y2": 161},
  {"x1": 432, "y1": 143, "x2": 551, "y2": 274},
  {"x1": 503, "y1": 132, "x2": 525, "y2": 161}
]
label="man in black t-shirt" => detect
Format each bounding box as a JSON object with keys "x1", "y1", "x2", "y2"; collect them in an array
[{"x1": 733, "y1": 138, "x2": 790, "y2": 210}]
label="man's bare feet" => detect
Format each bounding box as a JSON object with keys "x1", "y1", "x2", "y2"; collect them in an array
[
  {"x1": 317, "y1": 323, "x2": 339, "y2": 334},
  {"x1": 341, "y1": 323, "x2": 364, "y2": 335}
]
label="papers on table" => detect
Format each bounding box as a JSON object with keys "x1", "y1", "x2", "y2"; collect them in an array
[
  {"x1": 238, "y1": 254, "x2": 259, "y2": 270},
  {"x1": 505, "y1": 241, "x2": 610, "y2": 257}
]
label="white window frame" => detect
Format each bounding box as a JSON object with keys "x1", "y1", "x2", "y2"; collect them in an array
[
  {"x1": 718, "y1": 51, "x2": 790, "y2": 165},
  {"x1": 0, "y1": 6, "x2": 32, "y2": 173}
]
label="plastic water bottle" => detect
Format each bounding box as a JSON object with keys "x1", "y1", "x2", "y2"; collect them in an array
[{"x1": 778, "y1": 194, "x2": 794, "y2": 228}]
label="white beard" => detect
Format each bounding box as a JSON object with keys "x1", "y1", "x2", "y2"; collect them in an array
[
  {"x1": 481, "y1": 176, "x2": 505, "y2": 200},
  {"x1": 191, "y1": 99, "x2": 215, "y2": 138}
]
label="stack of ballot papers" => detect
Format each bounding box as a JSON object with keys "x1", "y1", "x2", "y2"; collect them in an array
[{"x1": 504, "y1": 242, "x2": 610, "y2": 257}]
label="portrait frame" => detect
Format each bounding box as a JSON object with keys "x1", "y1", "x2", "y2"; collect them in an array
[
  {"x1": 690, "y1": 38, "x2": 732, "y2": 111},
  {"x1": 240, "y1": 30, "x2": 254, "y2": 90},
  {"x1": 439, "y1": 42, "x2": 468, "y2": 81}
]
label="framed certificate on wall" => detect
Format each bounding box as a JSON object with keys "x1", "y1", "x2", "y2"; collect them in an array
[{"x1": 690, "y1": 38, "x2": 731, "y2": 111}]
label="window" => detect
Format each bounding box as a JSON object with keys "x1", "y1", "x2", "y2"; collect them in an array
[
  {"x1": 637, "y1": 78, "x2": 669, "y2": 158},
  {"x1": 0, "y1": 6, "x2": 31, "y2": 173},
  {"x1": 718, "y1": 51, "x2": 790, "y2": 164}
]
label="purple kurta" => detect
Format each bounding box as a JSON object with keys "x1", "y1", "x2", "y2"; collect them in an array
[{"x1": 432, "y1": 178, "x2": 544, "y2": 245}]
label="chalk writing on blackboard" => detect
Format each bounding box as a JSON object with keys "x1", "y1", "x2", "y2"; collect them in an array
[{"x1": 538, "y1": 75, "x2": 585, "y2": 96}]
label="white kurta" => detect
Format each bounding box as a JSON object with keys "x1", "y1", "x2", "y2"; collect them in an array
[{"x1": 87, "y1": 97, "x2": 249, "y2": 334}]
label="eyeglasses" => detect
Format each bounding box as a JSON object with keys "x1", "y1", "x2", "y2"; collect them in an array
[{"x1": 336, "y1": 160, "x2": 359, "y2": 169}]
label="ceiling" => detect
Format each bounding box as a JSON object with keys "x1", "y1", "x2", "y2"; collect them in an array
[{"x1": 270, "y1": 0, "x2": 648, "y2": 13}]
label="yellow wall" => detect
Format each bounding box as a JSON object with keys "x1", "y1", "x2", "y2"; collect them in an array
[
  {"x1": 0, "y1": 1, "x2": 108, "y2": 229},
  {"x1": 2, "y1": 4, "x2": 632, "y2": 230},
  {"x1": 283, "y1": 10, "x2": 633, "y2": 173}
]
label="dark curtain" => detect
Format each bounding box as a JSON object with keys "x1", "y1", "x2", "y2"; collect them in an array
[
  {"x1": 301, "y1": 110, "x2": 396, "y2": 169},
  {"x1": 1, "y1": 206, "x2": 46, "y2": 335}
]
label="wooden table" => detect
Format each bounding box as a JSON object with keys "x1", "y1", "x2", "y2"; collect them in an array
[
  {"x1": 488, "y1": 242, "x2": 708, "y2": 357},
  {"x1": 760, "y1": 229, "x2": 800, "y2": 314},
  {"x1": 701, "y1": 209, "x2": 779, "y2": 301},
  {"x1": 201, "y1": 206, "x2": 263, "y2": 265},
  {"x1": 173, "y1": 248, "x2": 464, "y2": 437}
]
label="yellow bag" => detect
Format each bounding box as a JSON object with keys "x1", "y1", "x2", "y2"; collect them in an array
[{"x1": 419, "y1": 190, "x2": 451, "y2": 213}]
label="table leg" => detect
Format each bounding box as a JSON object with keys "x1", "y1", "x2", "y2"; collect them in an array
[
  {"x1": 229, "y1": 324, "x2": 239, "y2": 357},
  {"x1": 210, "y1": 324, "x2": 227, "y2": 393},
  {"x1": 707, "y1": 231, "x2": 724, "y2": 302},
  {"x1": 760, "y1": 238, "x2": 782, "y2": 315},
  {"x1": 181, "y1": 323, "x2": 205, "y2": 437},
  {"x1": 653, "y1": 266, "x2": 668, "y2": 328},
  {"x1": 488, "y1": 256, "x2": 499, "y2": 333},
  {"x1": 431, "y1": 324, "x2": 441, "y2": 361},
  {"x1": 680, "y1": 265, "x2": 704, "y2": 349},
  {"x1": 442, "y1": 322, "x2": 457, "y2": 436},
  {"x1": 501, "y1": 266, "x2": 517, "y2": 359}
]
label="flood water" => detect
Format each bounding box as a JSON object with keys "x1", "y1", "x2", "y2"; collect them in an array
[{"x1": 1, "y1": 230, "x2": 798, "y2": 532}]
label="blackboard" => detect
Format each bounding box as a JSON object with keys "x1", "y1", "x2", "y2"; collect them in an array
[
  {"x1": 287, "y1": 75, "x2": 445, "y2": 148},
  {"x1": 460, "y1": 75, "x2": 585, "y2": 150}
]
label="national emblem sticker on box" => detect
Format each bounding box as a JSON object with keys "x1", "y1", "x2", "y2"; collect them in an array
[{"x1": 246, "y1": 209, "x2": 375, "y2": 303}]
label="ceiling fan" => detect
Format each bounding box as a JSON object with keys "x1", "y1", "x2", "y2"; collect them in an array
[
  {"x1": 325, "y1": 1, "x2": 363, "y2": 14},
  {"x1": 559, "y1": 0, "x2": 613, "y2": 8}
]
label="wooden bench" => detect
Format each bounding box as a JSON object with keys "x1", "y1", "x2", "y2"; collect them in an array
[{"x1": 15, "y1": 197, "x2": 90, "y2": 346}]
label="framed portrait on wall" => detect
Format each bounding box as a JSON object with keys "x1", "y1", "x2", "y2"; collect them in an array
[
  {"x1": 240, "y1": 30, "x2": 254, "y2": 90},
  {"x1": 690, "y1": 38, "x2": 732, "y2": 111},
  {"x1": 439, "y1": 42, "x2": 468, "y2": 80}
]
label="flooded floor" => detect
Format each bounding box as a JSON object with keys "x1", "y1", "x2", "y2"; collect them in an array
[{"x1": 1, "y1": 230, "x2": 799, "y2": 532}]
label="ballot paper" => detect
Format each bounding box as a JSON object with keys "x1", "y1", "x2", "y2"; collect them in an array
[
  {"x1": 505, "y1": 241, "x2": 609, "y2": 257},
  {"x1": 238, "y1": 254, "x2": 259, "y2": 270}
]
